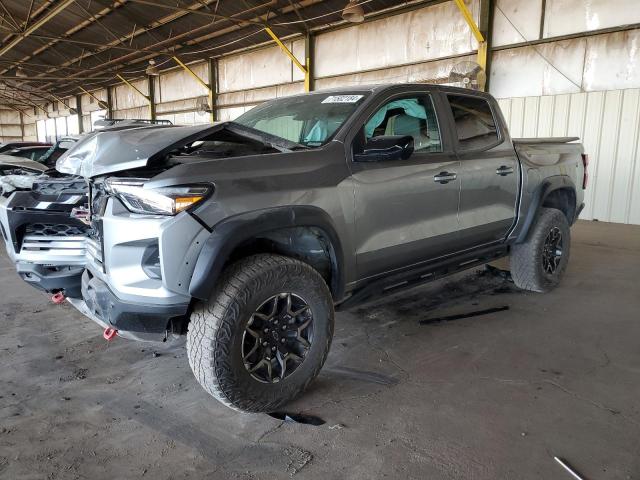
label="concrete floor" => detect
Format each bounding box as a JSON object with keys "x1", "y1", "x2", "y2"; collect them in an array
[{"x1": 0, "y1": 220, "x2": 639, "y2": 480}]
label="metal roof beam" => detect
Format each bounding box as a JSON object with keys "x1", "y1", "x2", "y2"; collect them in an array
[
  {"x1": 0, "y1": 0, "x2": 76, "y2": 57},
  {"x1": 0, "y1": 0, "x2": 128, "y2": 76},
  {"x1": 0, "y1": 74, "x2": 112, "y2": 80},
  {"x1": 8, "y1": 0, "x2": 222, "y2": 82},
  {"x1": 35, "y1": 2, "x2": 278, "y2": 92},
  {"x1": 43, "y1": 0, "x2": 305, "y2": 93}
]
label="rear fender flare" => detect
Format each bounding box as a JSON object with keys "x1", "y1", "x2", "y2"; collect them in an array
[
  {"x1": 189, "y1": 206, "x2": 345, "y2": 301},
  {"x1": 516, "y1": 175, "x2": 576, "y2": 243}
]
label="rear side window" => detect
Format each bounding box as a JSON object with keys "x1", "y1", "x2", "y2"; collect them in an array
[{"x1": 447, "y1": 94, "x2": 498, "y2": 150}]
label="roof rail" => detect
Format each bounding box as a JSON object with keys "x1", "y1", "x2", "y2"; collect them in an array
[{"x1": 93, "y1": 118, "x2": 173, "y2": 127}]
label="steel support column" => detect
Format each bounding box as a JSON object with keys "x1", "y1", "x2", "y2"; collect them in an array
[
  {"x1": 148, "y1": 75, "x2": 157, "y2": 120},
  {"x1": 305, "y1": 33, "x2": 314, "y2": 92},
  {"x1": 75, "y1": 94, "x2": 84, "y2": 133},
  {"x1": 106, "y1": 86, "x2": 114, "y2": 119},
  {"x1": 478, "y1": 0, "x2": 493, "y2": 91},
  {"x1": 208, "y1": 57, "x2": 218, "y2": 123}
]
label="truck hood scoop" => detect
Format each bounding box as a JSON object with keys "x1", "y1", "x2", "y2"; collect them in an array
[{"x1": 55, "y1": 122, "x2": 297, "y2": 179}]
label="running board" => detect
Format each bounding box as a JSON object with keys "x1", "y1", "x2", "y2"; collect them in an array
[{"x1": 336, "y1": 245, "x2": 508, "y2": 311}]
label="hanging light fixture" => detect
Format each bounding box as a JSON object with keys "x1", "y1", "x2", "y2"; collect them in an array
[
  {"x1": 15, "y1": 67, "x2": 28, "y2": 78},
  {"x1": 342, "y1": 1, "x2": 365, "y2": 23},
  {"x1": 145, "y1": 59, "x2": 160, "y2": 76}
]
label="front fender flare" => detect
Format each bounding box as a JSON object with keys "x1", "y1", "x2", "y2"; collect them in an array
[{"x1": 189, "y1": 206, "x2": 345, "y2": 301}]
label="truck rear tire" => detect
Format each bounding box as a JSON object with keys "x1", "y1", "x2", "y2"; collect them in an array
[
  {"x1": 510, "y1": 207, "x2": 570, "y2": 293},
  {"x1": 187, "y1": 254, "x2": 334, "y2": 413}
]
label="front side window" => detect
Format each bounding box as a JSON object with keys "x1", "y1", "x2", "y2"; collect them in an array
[
  {"x1": 364, "y1": 95, "x2": 442, "y2": 153},
  {"x1": 447, "y1": 94, "x2": 498, "y2": 150},
  {"x1": 234, "y1": 92, "x2": 369, "y2": 147}
]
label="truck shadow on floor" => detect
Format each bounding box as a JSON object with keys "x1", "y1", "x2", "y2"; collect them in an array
[
  {"x1": 351, "y1": 264, "x2": 520, "y2": 323},
  {"x1": 286, "y1": 265, "x2": 522, "y2": 412}
]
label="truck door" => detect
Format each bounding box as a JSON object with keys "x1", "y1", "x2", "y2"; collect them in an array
[
  {"x1": 445, "y1": 93, "x2": 519, "y2": 246},
  {"x1": 349, "y1": 91, "x2": 461, "y2": 280}
]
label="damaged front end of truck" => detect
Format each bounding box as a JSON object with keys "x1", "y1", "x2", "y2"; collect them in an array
[{"x1": 55, "y1": 122, "x2": 306, "y2": 341}]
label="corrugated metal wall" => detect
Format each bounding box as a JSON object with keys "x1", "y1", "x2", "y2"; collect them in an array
[
  {"x1": 0, "y1": 110, "x2": 22, "y2": 141},
  {"x1": 498, "y1": 89, "x2": 640, "y2": 225}
]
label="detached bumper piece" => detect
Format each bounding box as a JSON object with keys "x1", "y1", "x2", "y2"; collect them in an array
[
  {"x1": 80, "y1": 270, "x2": 189, "y2": 342},
  {"x1": 1, "y1": 177, "x2": 89, "y2": 297},
  {"x1": 5, "y1": 178, "x2": 88, "y2": 255}
]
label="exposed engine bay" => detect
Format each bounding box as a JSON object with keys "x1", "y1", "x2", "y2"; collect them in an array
[{"x1": 56, "y1": 122, "x2": 300, "y2": 179}]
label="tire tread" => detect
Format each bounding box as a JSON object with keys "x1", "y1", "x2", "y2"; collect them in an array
[
  {"x1": 510, "y1": 207, "x2": 570, "y2": 293},
  {"x1": 187, "y1": 254, "x2": 333, "y2": 412}
]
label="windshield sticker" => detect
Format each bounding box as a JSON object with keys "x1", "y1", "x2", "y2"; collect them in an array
[{"x1": 321, "y1": 95, "x2": 364, "y2": 104}]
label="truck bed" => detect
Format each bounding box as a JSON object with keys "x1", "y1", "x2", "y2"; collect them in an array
[
  {"x1": 513, "y1": 138, "x2": 583, "y2": 168},
  {"x1": 512, "y1": 137, "x2": 579, "y2": 144}
]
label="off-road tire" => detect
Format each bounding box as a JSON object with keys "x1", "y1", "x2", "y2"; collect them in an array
[
  {"x1": 187, "y1": 254, "x2": 334, "y2": 413},
  {"x1": 510, "y1": 207, "x2": 570, "y2": 293}
]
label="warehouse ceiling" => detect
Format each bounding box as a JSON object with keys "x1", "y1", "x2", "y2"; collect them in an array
[{"x1": 0, "y1": 0, "x2": 431, "y2": 110}]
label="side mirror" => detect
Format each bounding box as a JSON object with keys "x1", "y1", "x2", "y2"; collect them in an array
[{"x1": 353, "y1": 135, "x2": 415, "y2": 162}]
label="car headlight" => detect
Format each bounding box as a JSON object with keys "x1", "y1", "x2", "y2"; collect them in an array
[{"x1": 105, "y1": 178, "x2": 212, "y2": 216}]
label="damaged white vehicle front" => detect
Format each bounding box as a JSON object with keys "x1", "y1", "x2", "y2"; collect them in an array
[{"x1": 0, "y1": 157, "x2": 89, "y2": 299}]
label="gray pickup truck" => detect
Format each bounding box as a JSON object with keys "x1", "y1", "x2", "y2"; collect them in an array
[{"x1": 55, "y1": 84, "x2": 587, "y2": 412}]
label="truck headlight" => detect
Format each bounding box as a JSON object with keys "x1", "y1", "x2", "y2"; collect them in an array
[{"x1": 105, "y1": 178, "x2": 211, "y2": 216}]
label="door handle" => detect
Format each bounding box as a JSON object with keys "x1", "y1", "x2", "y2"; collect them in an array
[
  {"x1": 496, "y1": 165, "x2": 514, "y2": 176},
  {"x1": 433, "y1": 171, "x2": 457, "y2": 184}
]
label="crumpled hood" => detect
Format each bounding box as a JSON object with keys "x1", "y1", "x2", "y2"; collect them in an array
[
  {"x1": 0, "y1": 154, "x2": 48, "y2": 173},
  {"x1": 56, "y1": 124, "x2": 216, "y2": 178}
]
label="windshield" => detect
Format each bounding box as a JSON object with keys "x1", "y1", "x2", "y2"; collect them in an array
[{"x1": 234, "y1": 92, "x2": 369, "y2": 147}]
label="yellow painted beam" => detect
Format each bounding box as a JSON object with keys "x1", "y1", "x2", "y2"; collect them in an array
[
  {"x1": 8, "y1": 97, "x2": 47, "y2": 115},
  {"x1": 33, "y1": 103, "x2": 49, "y2": 115},
  {"x1": 49, "y1": 92, "x2": 74, "y2": 112},
  {"x1": 453, "y1": 0, "x2": 485, "y2": 44},
  {"x1": 477, "y1": 41, "x2": 488, "y2": 70},
  {"x1": 79, "y1": 86, "x2": 105, "y2": 106},
  {"x1": 265, "y1": 27, "x2": 309, "y2": 91},
  {"x1": 10, "y1": 105, "x2": 31, "y2": 118},
  {"x1": 453, "y1": 0, "x2": 487, "y2": 81},
  {"x1": 173, "y1": 56, "x2": 211, "y2": 92},
  {"x1": 116, "y1": 73, "x2": 151, "y2": 104}
]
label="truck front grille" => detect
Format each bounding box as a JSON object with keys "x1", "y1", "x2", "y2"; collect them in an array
[
  {"x1": 25, "y1": 223, "x2": 89, "y2": 237},
  {"x1": 19, "y1": 234, "x2": 86, "y2": 266}
]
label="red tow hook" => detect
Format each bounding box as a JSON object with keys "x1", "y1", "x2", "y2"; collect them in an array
[
  {"x1": 103, "y1": 328, "x2": 118, "y2": 341},
  {"x1": 51, "y1": 292, "x2": 66, "y2": 304}
]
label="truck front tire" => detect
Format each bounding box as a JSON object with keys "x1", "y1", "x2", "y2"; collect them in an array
[
  {"x1": 510, "y1": 207, "x2": 571, "y2": 293},
  {"x1": 187, "y1": 254, "x2": 334, "y2": 412}
]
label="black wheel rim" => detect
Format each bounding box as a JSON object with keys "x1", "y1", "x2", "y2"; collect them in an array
[
  {"x1": 542, "y1": 226, "x2": 563, "y2": 274},
  {"x1": 242, "y1": 293, "x2": 314, "y2": 383}
]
